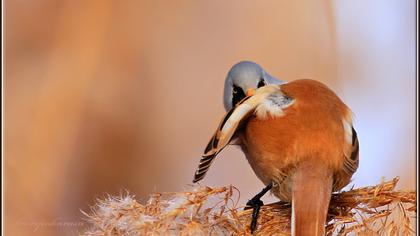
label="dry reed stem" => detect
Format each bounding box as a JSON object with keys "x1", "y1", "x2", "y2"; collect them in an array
[{"x1": 82, "y1": 177, "x2": 416, "y2": 235}]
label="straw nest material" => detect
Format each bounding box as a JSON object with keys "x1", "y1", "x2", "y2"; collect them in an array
[{"x1": 82, "y1": 177, "x2": 416, "y2": 235}]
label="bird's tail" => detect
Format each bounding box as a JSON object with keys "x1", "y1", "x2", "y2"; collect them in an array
[{"x1": 291, "y1": 160, "x2": 333, "y2": 236}]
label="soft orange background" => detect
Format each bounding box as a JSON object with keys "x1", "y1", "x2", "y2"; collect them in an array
[{"x1": 5, "y1": 1, "x2": 416, "y2": 235}]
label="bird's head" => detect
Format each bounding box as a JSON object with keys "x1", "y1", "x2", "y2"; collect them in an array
[{"x1": 223, "y1": 61, "x2": 284, "y2": 110}]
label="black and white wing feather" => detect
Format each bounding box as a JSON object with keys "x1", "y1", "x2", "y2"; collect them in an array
[{"x1": 193, "y1": 85, "x2": 280, "y2": 183}]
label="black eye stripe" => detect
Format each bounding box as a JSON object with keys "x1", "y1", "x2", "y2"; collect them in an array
[
  {"x1": 257, "y1": 79, "x2": 266, "y2": 88},
  {"x1": 231, "y1": 85, "x2": 245, "y2": 107}
]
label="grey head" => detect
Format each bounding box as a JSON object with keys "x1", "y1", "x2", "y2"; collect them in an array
[{"x1": 223, "y1": 61, "x2": 285, "y2": 110}]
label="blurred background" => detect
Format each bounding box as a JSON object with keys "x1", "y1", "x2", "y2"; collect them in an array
[{"x1": 4, "y1": 1, "x2": 416, "y2": 235}]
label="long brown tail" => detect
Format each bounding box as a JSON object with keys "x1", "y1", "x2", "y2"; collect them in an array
[{"x1": 291, "y1": 161, "x2": 333, "y2": 236}]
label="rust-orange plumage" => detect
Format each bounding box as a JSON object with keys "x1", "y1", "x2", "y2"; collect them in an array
[{"x1": 193, "y1": 61, "x2": 359, "y2": 235}]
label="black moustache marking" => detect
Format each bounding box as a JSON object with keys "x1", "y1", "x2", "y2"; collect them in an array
[
  {"x1": 257, "y1": 79, "x2": 266, "y2": 88},
  {"x1": 232, "y1": 86, "x2": 246, "y2": 107}
]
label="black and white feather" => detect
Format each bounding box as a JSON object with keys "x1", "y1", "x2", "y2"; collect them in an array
[{"x1": 193, "y1": 85, "x2": 286, "y2": 183}]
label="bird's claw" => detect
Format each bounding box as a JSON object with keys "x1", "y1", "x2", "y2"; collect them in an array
[{"x1": 244, "y1": 198, "x2": 264, "y2": 210}]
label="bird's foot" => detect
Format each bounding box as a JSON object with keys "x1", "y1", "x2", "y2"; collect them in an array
[
  {"x1": 244, "y1": 183, "x2": 273, "y2": 234},
  {"x1": 245, "y1": 198, "x2": 263, "y2": 234}
]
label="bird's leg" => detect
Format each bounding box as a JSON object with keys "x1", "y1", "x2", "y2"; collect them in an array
[{"x1": 244, "y1": 182, "x2": 273, "y2": 234}]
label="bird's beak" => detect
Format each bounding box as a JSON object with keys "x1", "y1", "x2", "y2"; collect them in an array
[{"x1": 246, "y1": 88, "x2": 256, "y2": 96}]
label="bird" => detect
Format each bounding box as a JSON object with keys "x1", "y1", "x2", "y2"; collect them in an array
[{"x1": 192, "y1": 61, "x2": 359, "y2": 235}]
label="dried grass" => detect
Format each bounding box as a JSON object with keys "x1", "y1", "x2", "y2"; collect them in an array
[{"x1": 82, "y1": 177, "x2": 416, "y2": 235}]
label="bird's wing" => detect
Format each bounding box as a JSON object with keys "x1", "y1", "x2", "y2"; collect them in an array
[
  {"x1": 334, "y1": 115, "x2": 359, "y2": 190},
  {"x1": 193, "y1": 85, "x2": 280, "y2": 183},
  {"x1": 343, "y1": 126, "x2": 359, "y2": 176}
]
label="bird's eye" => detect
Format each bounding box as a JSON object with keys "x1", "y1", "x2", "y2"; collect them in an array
[
  {"x1": 232, "y1": 86, "x2": 238, "y2": 94},
  {"x1": 257, "y1": 79, "x2": 266, "y2": 88}
]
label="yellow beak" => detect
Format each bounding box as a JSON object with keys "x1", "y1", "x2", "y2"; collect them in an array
[{"x1": 246, "y1": 88, "x2": 256, "y2": 96}]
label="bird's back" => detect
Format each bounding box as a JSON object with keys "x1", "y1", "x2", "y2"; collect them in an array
[
  {"x1": 239, "y1": 79, "x2": 358, "y2": 235},
  {"x1": 241, "y1": 79, "x2": 353, "y2": 198}
]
